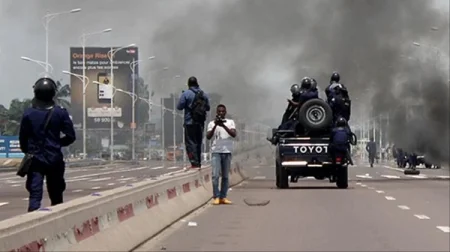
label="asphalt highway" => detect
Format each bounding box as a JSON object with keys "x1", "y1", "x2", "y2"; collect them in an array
[
  {"x1": 136, "y1": 149, "x2": 450, "y2": 251},
  {"x1": 0, "y1": 160, "x2": 195, "y2": 221}
]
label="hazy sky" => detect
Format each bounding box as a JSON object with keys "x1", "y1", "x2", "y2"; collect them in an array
[
  {"x1": 0, "y1": 0, "x2": 448, "y2": 119},
  {"x1": 0, "y1": 0, "x2": 205, "y2": 105}
]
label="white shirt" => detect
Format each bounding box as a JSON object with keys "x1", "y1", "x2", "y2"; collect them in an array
[{"x1": 207, "y1": 118, "x2": 236, "y2": 153}]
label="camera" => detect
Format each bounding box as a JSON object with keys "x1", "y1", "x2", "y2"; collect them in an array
[{"x1": 215, "y1": 115, "x2": 227, "y2": 124}]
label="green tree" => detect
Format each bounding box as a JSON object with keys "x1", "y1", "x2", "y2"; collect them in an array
[
  {"x1": 54, "y1": 80, "x2": 71, "y2": 108},
  {"x1": 1, "y1": 99, "x2": 32, "y2": 135}
]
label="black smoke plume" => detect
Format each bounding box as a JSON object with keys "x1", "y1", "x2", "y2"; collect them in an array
[{"x1": 148, "y1": 0, "x2": 449, "y2": 163}]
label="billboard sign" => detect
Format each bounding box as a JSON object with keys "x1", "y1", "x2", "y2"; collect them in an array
[
  {"x1": 0, "y1": 136, "x2": 24, "y2": 158},
  {"x1": 69, "y1": 47, "x2": 139, "y2": 129}
]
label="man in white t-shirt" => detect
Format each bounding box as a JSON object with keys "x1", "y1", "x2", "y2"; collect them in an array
[{"x1": 206, "y1": 104, "x2": 237, "y2": 205}]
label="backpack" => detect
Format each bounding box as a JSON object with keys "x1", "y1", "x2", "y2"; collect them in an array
[{"x1": 190, "y1": 89, "x2": 208, "y2": 123}]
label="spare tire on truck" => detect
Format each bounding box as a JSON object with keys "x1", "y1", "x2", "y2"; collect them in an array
[{"x1": 298, "y1": 99, "x2": 333, "y2": 131}]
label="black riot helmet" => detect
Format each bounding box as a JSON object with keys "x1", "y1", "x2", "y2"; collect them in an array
[
  {"x1": 187, "y1": 76, "x2": 199, "y2": 87},
  {"x1": 290, "y1": 84, "x2": 301, "y2": 96},
  {"x1": 336, "y1": 116, "x2": 347, "y2": 127},
  {"x1": 33, "y1": 77, "x2": 57, "y2": 102},
  {"x1": 330, "y1": 71, "x2": 340, "y2": 83},
  {"x1": 311, "y1": 77, "x2": 317, "y2": 89},
  {"x1": 300, "y1": 77, "x2": 312, "y2": 89}
]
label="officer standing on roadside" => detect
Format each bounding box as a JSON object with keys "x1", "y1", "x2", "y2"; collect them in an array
[{"x1": 19, "y1": 77, "x2": 76, "y2": 212}]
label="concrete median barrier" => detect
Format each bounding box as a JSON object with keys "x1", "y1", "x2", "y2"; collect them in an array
[
  {"x1": 0, "y1": 159, "x2": 140, "y2": 173},
  {"x1": 0, "y1": 153, "x2": 250, "y2": 251}
]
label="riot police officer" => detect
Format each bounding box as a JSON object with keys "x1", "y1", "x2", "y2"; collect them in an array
[
  {"x1": 19, "y1": 77, "x2": 76, "y2": 212},
  {"x1": 325, "y1": 72, "x2": 351, "y2": 123},
  {"x1": 268, "y1": 84, "x2": 302, "y2": 145},
  {"x1": 329, "y1": 117, "x2": 353, "y2": 165}
]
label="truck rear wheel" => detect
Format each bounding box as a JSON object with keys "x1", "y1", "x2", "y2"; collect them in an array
[
  {"x1": 276, "y1": 162, "x2": 289, "y2": 189},
  {"x1": 336, "y1": 166, "x2": 348, "y2": 189}
]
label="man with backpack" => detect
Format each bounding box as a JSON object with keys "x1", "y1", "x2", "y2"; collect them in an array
[{"x1": 177, "y1": 76, "x2": 210, "y2": 169}]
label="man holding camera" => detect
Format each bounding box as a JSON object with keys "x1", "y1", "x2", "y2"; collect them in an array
[{"x1": 206, "y1": 104, "x2": 237, "y2": 205}]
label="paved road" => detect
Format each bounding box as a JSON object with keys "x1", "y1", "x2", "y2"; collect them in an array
[
  {"x1": 136, "y1": 152, "x2": 450, "y2": 251},
  {"x1": 0, "y1": 160, "x2": 195, "y2": 221}
]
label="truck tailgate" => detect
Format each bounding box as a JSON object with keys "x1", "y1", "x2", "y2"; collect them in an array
[{"x1": 278, "y1": 137, "x2": 331, "y2": 165}]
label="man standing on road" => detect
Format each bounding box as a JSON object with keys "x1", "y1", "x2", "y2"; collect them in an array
[
  {"x1": 366, "y1": 137, "x2": 377, "y2": 167},
  {"x1": 206, "y1": 104, "x2": 236, "y2": 205},
  {"x1": 177, "y1": 76, "x2": 210, "y2": 169},
  {"x1": 19, "y1": 77, "x2": 76, "y2": 212}
]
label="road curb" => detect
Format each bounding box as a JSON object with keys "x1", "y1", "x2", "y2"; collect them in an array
[{"x1": 0, "y1": 148, "x2": 262, "y2": 251}]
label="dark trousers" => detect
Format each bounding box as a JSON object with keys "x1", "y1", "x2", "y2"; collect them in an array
[
  {"x1": 368, "y1": 153, "x2": 375, "y2": 165},
  {"x1": 184, "y1": 124, "x2": 204, "y2": 167},
  {"x1": 25, "y1": 159, "x2": 66, "y2": 212}
]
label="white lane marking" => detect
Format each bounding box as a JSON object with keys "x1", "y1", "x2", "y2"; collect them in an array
[
  {"x1": 91, "y1": 187, "x2": 101, "y2": 190},
  {"x1": 398, "y1": 205, "x2": 410, "y2": 210},
  {"x1": 151, "y1": 166, "x2": 164, "y2": 170},
  {"x1": 10, "y1": 184, "x2": 21, "y2": 187},
  {"x1": 72, "y1": 189, "x2": 83, "y2": 193},
  {"x1": 381, "y1": 175, "x2": 400, "y2": 179},
  {"x1": 367, "y1": 187, "x2": 375, "y2": 189},
  {"x1": 406, "y1": 175, "x2": 428, "y2": 179},
  {"x1": 0, "y1": 202, "x2": 9, "y2": 207},
  {"x1": 414, "y1": 214, "x2": 430, "y2": 220},
  {"x1": 437, "y1": 176, "x2": 450, "y2": 179},
  {"x1": 119, "y1": 181, "x2": 126, "y2": 184},
  {"x1": 253, "y1": 176, "x2": 266, "y2": 180},
  {"x1": 4, "y1": 180, "x2": 21, "y2": 184},
  {"x1": 252, "y1": 165, "x2": 260, "y2": 169},
  {"x1": 356, "y1": 182, "x2": 362, "y2": 185},
  {"x1": 64, "y1": 166, "x2": 157, "y2": 181},
  {"x1": 117, "y1": 177, "x2": 135, "y2": 181},
  {"x1": 107, "y1": 183, "x2": 115, "y2": 186},
  {"x1": 22, "y1": 198, "x2": 29, "y2": 201},
  {"x1": 383, "y1": 165, "x2": 404, "y2": 172},
  {"x1": 436, "y1": 226, "x2": 450, "y2": 233},
  {"x1": 376, "y1": 190, "x2": 385, "y2": 194},
  {"x1": 356, "y1": 174, "x2": 373, "y2": 179},
  {"x1": 66, "y1": 178, "x2": 90, "y2": 182},
  {"x1": 167, "y1": 166, "x2": 180, "y2": 170},
  {"x1": 385, "y1": 196, "x2": 396, "y2": 200},
  {"x1": 89, "y1": 177, "x2": 112, "y2": 182},
  {"x1": 360, "y1": 184, "x2": 367, "y2": 187}
]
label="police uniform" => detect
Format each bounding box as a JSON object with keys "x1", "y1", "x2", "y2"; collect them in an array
[
  {"x1": 19, "y1": 77, "x2": 76, "y2": 212},
  {"x1": 329, "y1": 117, "x2": 351, "y2": 162},
  {"x1": 325, "y1": 72, "x2": 351, "y2": 123}
]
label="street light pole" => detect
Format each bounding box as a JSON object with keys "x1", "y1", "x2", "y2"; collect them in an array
[
  {"x1": 172, "y1": 75, "x2": 181, "y2": 165},
  {"x1": 162, "y1": 104, "x2": 166, "y2": 167},
  {"x1": 173, "y1": 94, "x2": 177, "y2": 165},
  {"x1": 43, "y1": 8, "x2": 81, "y2": 73},
  {"x1": 21, "y1": 56, "x2": 54, "y2": 73},
  {"x1": 111, "y1": 88, "x2": 138, "y2": 160},
  {"x1": 138, "y1": 97, "x2": 154, "y2": 165},
  {"x1": 107, "y1": 44, "x2": 136, "y2": 162},
  {"x1": 80, "y1": 28, "x2": 112, "y2": 159},
  {"x1": 129, "y1": 56, "x2": 155, "y2": 160}
]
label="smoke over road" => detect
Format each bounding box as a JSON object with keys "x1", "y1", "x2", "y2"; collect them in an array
[{"x1": 149, "y1": 0, "x2": 448, "y2": 164}]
